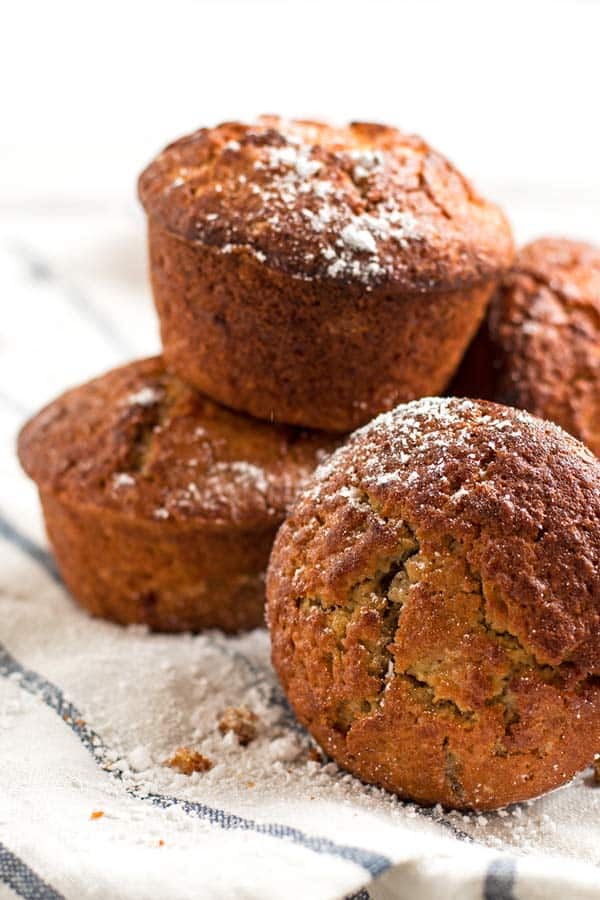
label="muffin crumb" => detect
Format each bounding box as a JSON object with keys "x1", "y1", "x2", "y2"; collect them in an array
[
  {"x1": 218, "y1": 706, "x2": 258, "y2": 746},
  {"x1": 167, "y1": 747, "x2": 213, "y2": 775}
]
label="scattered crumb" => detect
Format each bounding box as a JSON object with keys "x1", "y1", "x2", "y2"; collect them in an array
[
  {"x1": 90, "y1": 810, "x2": 104, "y2": 820},
  {"x1": 245, "y1": 780, "x2": 256, "y2": 789},
  {"x1": 158, "y1": 840, "x2": 165, "y2": 847},
  {"x1": 167, "y1": 747, "x2": 213, "y2": 775},
  {"x1": 218, "y1": 705, "x2": 259, "y2": 746}
]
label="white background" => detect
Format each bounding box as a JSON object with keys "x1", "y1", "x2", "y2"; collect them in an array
[
  {"x1": 1, "y1": 0, "x2": 599, "y2": 394},
  {"x1": 2, "y1": 0, "x2": 600, "y2": 229}
]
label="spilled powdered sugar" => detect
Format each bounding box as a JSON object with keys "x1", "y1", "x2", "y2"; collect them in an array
[{"x1": 4, "y1": 583, "x2": 595, "y2": 868}]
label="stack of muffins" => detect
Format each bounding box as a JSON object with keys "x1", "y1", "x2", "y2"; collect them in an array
[{"x1": 18, "y1": 116, "x2": 600, "y2": 811}]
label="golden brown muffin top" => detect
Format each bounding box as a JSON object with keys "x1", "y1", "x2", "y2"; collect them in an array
[
  {"x1": 490, "y1": 237, "x2": 600, "y2": 455},
  {"x1": 18, "y1": 357, "x2": 338, "y2": 528},
  {"x1": 268, "y1": 397, "x2": 600, "y2": 679},
  {"x1": 138, "y1": 116, "x2": 514, "y2": 292}
]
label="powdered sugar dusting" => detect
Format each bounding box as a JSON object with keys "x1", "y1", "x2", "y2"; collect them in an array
[
  {"x1": 158, "y1": 461, "x2": 271, "y2": 523},
  {"x1": 302, "y1": 396, "x2": 591, "y2": 526},
  {"x1": 340, "y1": 224, "x2": 377, "y2": 254},
  {"x1": 171, "y1": 119, "x2": 436, "y2": 286},
  {"x1": 77, "y1": 367, "x2": 337, "y2": 524},
  {"x1": 254, "y1": 137, "x2": 426, "y2": 285},
  {"x1": 3, "y1": 570, "x2": 597, "y2": 885},
  {"x1": 124, "y1": 387, "x2": 161, "y2": 407},
  {"x1": 113, "y1": 472, "x2": 136, "y2": 488},
  {"x1": 350, "y1": 148, "x2": 385, "y2": 181},
  {"x1": 211, "y1": 461, "x2": 269, "y2": 497}
]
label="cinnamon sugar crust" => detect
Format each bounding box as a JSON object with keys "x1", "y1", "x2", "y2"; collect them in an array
[{"x1": 267, "y1": 397, "x2": 600, "y2": 810}]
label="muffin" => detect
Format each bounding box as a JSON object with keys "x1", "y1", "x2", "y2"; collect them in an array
[
  {"x1": 18, "y1": 357, "x2": 337, "y2": 632},
  {"x1": 488, "y1": 237, "x2": 600, "y2": 455},
  {"x1": 138, "y1": 116, "x2": 514, "y2": 432},
  {"x1": 446, "y1": 319, "x2": 496, "y2": 401},
  {"x1": 267, "y1": 397, "x2": 600, "y2": 810}
]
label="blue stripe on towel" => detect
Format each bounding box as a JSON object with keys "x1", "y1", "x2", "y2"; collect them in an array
[
  {"x1": 0, "y1": 511, "x2": 507, "y2": 871},
  {"x1": 0, "y1": 842, "x2": 64, "y2": 900},
  {"x1": 0, "y1": 509, "x2": 288, "y2": 720},
  {"x1": 0, "y1": 512, "x2": 60, "y2": 584},
  {"x1": 483, "y1": 858, "x2": 516, "y2": 899},
  {"x1": 0, "y1": 642, "x2": 391, "y2": 878},
  {"x1": 9, "y1": 242, "x2": 133, "y2": 358}
]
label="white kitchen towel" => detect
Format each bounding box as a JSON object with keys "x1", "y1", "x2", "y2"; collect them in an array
[{"x1": 0, "y1": 225, "x2": 599, "y2": 900}]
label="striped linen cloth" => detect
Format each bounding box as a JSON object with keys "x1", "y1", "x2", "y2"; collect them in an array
[{"x1": 0, "y1": 218, "x2": 599, "y2": 900}]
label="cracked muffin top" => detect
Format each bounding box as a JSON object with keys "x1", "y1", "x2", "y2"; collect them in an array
[
  {"x1": 18, "y1": 357, "x2": 338, "y2": 528},
  {"x1": 490, "y1": 237, "x2": 600, "y2": 455},
  {"x1": 138, "y1": 116, "x2": 514, "y2": 292},
  {"x1": 267, "y1": 397, "x2": 600, "y2": 808}
]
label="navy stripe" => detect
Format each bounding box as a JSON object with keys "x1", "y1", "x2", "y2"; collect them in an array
[
  {"x1": 0, "y1": 510, "x2": 283, "y2": 717},
  {"x1": 9, "y1": 242, "x2": 133, "y2": 357},
  {"x1": 0, "y1": 514, "x2": 479, "y2": 848},
  {"x1": 0, "y1": 512, "x2": 60, "y2": 584},
  {"x1": 483, "y1": 858, "x2": 517, "y2": 900},
  {"x1": 0, "y1": 642, "x2": 390, "y2": 878},
  {"x1": 0, "y1": 513, "x2": 482, "y2": 855},
  {"x1": 0, "y1": 843, "x2": 64, "y2": 900}
]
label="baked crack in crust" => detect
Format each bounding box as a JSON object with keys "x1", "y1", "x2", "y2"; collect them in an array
[
  {"x1": 268, "y1": 397, "x2": 600, "y2": 810},
  {"x1": 18, "y1": 357, "x2": 339, "y2": 633}
]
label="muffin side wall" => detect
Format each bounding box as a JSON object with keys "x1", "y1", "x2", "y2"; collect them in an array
[
  {"x1": 148, "y1": 221, "x2": 495, "y2": 432},
  {"x1": 41, "y1": 491, "x2": 272, "y2": 632}
]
